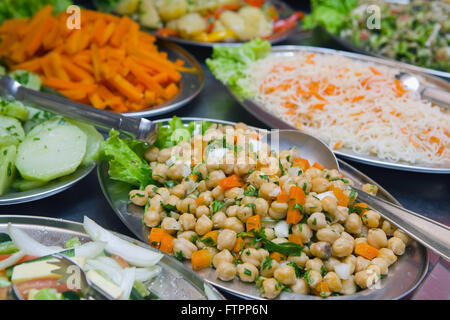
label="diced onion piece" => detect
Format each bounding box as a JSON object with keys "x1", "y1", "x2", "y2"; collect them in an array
[
  {"x1": 334, "y1": 263, "x2": 350, "y2": 280},
  {"x1": 288, "y1": 166, "x2": 301, "y2": 177},
  {"x1": 182, "y1": 165, "x2": 191, "y2": 178},
  {"x1": 316, "y1": 191, "x2": 337, "y2": 200},
  {"x1": 74, "y1": 241, "x2": 106, "y2": 259},
  {"x1": 274, "y1": 220, "x2": 289, "y2": 238},
  {"x1": 8, "y1": 223, "x2": 63, "y2": 257},
  {"x1": 0, "y1": 250, "x2": 25, "y2": 270},
  {"x1": 134, "y1": 266, "x2": 162, "y2": 282},
  {"x1": 83, "y1": 216, "x2": 163, "y2": 267},
  {"x1": 120, "y1": 267, "x2": 136, "y2": 300}
]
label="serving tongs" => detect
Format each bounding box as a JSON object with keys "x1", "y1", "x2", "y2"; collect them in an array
[
  {"x1": 11, "y1": 254, "x2": 114, "y2": 300},
  {"x1": 0, "y1": 75, "x2": 158, "y2": 144}
]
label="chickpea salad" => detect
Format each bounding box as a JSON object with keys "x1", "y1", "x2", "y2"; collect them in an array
[
  {"x1": 101, "y1": 116, "x2": 411, "y2": 299},
  {"x1": 93, "y1": 0, "x2": 303, "y2": 43}
]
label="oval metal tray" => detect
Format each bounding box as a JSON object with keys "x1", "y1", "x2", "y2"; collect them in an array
[
  {"x1": 0, "y1": 215, "x2": 224, "y2": 300},
  {"x1": 98, "y1": 117, "x2": 429, "y2": 300},
  {"x1": 0, "y1": 162, "x2": 95, "y2": 206},
  {"x1": 225, "y1": 45, "x2": 450, "y2": 174}
]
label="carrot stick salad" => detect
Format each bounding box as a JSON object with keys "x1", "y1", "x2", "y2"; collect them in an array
[
  {"x1": 207, "y1": 39, "x2": 450, "y2": 165},
  {"x1": 0, "y1": 5, "x2": 187, "y2": 113}
]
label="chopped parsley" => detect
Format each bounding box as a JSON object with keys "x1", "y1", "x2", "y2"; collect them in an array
[
  {"x1": 243, "y1": 268, "x2": 252, "y2": 276},
  {"x1": 175, "y1": 250, "x2": 184, "y2": 261},
  {"x1": 259, "y1": 174, "x2": 269, "y2": 182},
  {"x1": 320, "y1": 265, "x2": 327, "y2": 277},
  {"x1": 161, "y1": 203, "x2": 177, "y2": 212},
  {"x1": 244, "y1": 185, "x2": 258, "y2": 197},
  {"x1": 211, "y1": 200, "x2": 225, "y2": 214},
  {"x1": 164, "y1": 180, "x2": 177, "y2": 188},
  {"x1": 245, "y1": 203, "x2": 256, "y2": 214},
  {"x1": 262, "y1": 256, "x2": 273, "y2": 270}
]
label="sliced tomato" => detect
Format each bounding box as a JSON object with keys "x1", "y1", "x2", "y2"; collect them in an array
[
  {"x1": 14, "y1": 278, "x2": 71, "y2": 300},
  {"x1": 0, "y1": 254, "x2": 38, "y2": 264}
]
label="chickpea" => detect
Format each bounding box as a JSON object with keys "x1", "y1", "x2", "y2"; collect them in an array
[
  {"x1": 345, "y1": 213, "x2": 362, "y2": 235},
  {"x1": 179, "y1": 213, "x2": 196, "y2": 231},
  {"x1": 355, "y1": 256, "x2": 371, "y2": 272},
  {"x1": 156, "y1": 188, "x2": 170, "y2": 202},
  {"x1": 144, "y1": 146, "x2": 159, "y2": 162},
  {"x1": 220, "y1": 161, "x2": 235, "y2": 176},
  {"x1": 195, "y1": 205, "x2": 210, "y2": 218},
  {"x1": 237, "y1": 263, "x2": 259, "y2": 282},
  {"x1": 144, "y1": 184, "x2": 157, "y2": 197},
  {"x1": 263, "y1": 227, "x2": 275, "y2": 240},
  {"x1": 206, "y1": 170, "x2": 226, "y2": 189},
  {"x1": 354, "y1": 269, "x2": 379, "y2": 289},
  {"x1": 361, "y1": 210, "x2": 381, "y2": 228},
  {"x1": 323, "y1": 257, "x2": 341, "y2": 272},
  {"x1": 216, "y1": 262, "x2": 237, "y2": 282},
  {"x1": 354, "y1": 237, "x2": 368, "y2": 246},
  {"x1": 224, "y1": 217, "x2": 245, "y2": 234},
  {"x1": 241, "y1": 196, "x2": 256, "y2": 205},
  {"x1": 381, "y1": 220, "x2": 395, "y2": 236},
  {"x1": 371, "y1": 258, "x2": 389, "y2": 275},
  {"x1": 237, "y1": 205, "x2": 253, "y2": 223},
  {"x1": 172, "y1": 238, "x2": 197, "y2": 259},
  {"x1": 359, "y1": 225, "x2": 369, "y2": 238},
  {"x1": 226, "y1": 205, "x2": 239, "y2": 217},
  {"x1": 340, "y1": 231, "x2": 354, "y2": 242},
  {"x1": 205, "y1": 157, "x2": 220, "y2": 172},
  {"x1": 393, "y1": 229, "x2": 410, "y2": 245},
  {"x1": 291, "y1": 223, "x2": 313, "y2": 243},
  {"x1": 340, "y1": 276, "x2": 357, "y2": 295},
  {"x1": 377, "y1": 248, "x2": 397, "y2": 266},
  {"x1": 306, "y1": 270, "x2": 322, "y2": 289},
  {"x1": 211, "y1": 185, "x2": 225, "y2": 201},
  {"x1": 367, "y1": 228, "x2": 388, "y2": 249},
  {"x1": 311, "y1": 177, "x2": 330, "y2": 193},
  {"x1": 217, "y1": 229, "x2": 237, "y2": 251},
  {"x1": 177, "y1": 231, "x2": 197, "y2": 243},
  {"x1": 153, "y1": 163, "x2": 168, "y2": 182},
  {"x1": 332, "y1": 236, "x2": 354, "y2": 258},
  {"x1": 342, "y1": 255, "x2": 356, "y2": 275},
  {"x1": 234, "y1": 161, "x2": 256, "y2": 176},
  {"x1": 388, "y1": 237, "x2": 406, "y2": 256},
  {"x1": 195, "y1": 215, "x2": 213, "y2": 236},
  {"x1": 213, "y1": 249, "x2": 234, "y2": 268},
  {"x1": 197, "y1": 180, "x2": 207, "y2": 192},
  {"x1": 330, "y1": 223, "x2": 345, "y2": 234},
  {"x1": 167, "y1": 164, "x2": 186, "y2": 181},
  {"x1": 129, "y1": 190, "x2": 148, "y2": 206},
  {"x1": 305, "y1": 195, "x2": 322, "y2": 213},
  {"x1": 307, "y1": 212, "x2": 327, "y2": 230},
  {"x1": 290, "y1": 278, "x2": 309, "y2": 295},
  {"x1": 143, "y1": 210, "x2": 160, "y2": 227},
  {"x1": 274, "y1": 265, "x2": 296, "y2": 285},
  {"x1": 254, "y1": 198, "x2": 269, "y2": 217},
  {"x1": 316, "y1": 227, "x2": 340, "y2": 244},
  {"x1": 326, "y1": 169, "x2": 341, "y2": 180},
  {"x1": 258, "y1": 249, "x2": 269, "y2": 261},
  {"x1": 323, "y1": 272, "x2": 342, "y2": 292},
  {"x1": 362, "y1": 183, "x2": 378, "y2": 196},
  {"x1": 260, "y1": 278, "x2": 282, "y2": 299},
  {"x1": 212, "y1": 211, "x2": 227, "y2": 229},
  {"x1": 157, "y1": 148, "x2": 171, "y2": 163},
  {"x1": 176, "y1": 197, "x2": 196, "y2": 214},
  {"x1": 171, "y1": 184, "x2": 186, "y2": 198},
  {"x1": 260, "y1": 257, "x2": 279, "y2": 277},
  {"x1": 287, "y1": 252, "x2": 309, "y2": 267},
  {"x1": 367, "y1": 264, "x2": 381, "y2": 278},
  {"x1": 310, "y1": 242, "x2": 332, "y2": 260},
  {"x1": 241, "y1": 248, "x2": 261, "y2": 267},
  {"x1": 259, "y1": 182, "x2": 281, "y2": 200},
  {"x1": 305, "y1": 167, "x2": 322, "y2": 179},
  {"x1": 205, "y1": 246, "x2": 218, "y2": 260},
  {"x1": 330, "y1": 179, "x2": 346, "y2": 190},
  {"x1": 321, "y1": 196, "x2": 337, "y2": 214},
  {"x1": 161, "y1": 217, "x2": 181, "y2": 234},
  {"x1": 269, "y1": 201, "x2": 288, "y2": 219},
  {"x1": 333, "y1": 206, "x2": 349, "y2": 223},
  {"x1": 305, "y1": 258, "x2": 324, "y2": 273},
  {"x1": 224, "y1": 187, "x2": 244, "y2": 200}
]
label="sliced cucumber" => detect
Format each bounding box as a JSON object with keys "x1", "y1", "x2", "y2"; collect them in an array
[
  {"x1": 9, "y1": 70, "x2": 42, "y2": 91},
  {"x1": 0, "y1": 99, "x2": 29, "y2": 121},
  {"x1": 23, "y1": 107, "x2": 56, "y2": 133},
  {"x1": 0, "y1": 115, "x2": 25, "y2": 147},
  {"x1": 68, "y1": 120, "x2": 104, "y2": 165},
  {"x1": 26, "y1": 117, "x2": 63, "y2": 138},
  {"x1": 12, "y1": 179, "x2": 48, "y2": 192},
  {"x1": 16, "y1": 121, "x2": 87, "y2": 182},
  {"x1": 0, "y1": 145, "x2": 17, "y2": 195}
]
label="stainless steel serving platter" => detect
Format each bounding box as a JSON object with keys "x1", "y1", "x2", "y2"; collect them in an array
[
  {"x1": 0, "y1": 162, "x2": 95, "y2": 206},
  {"x1": 123, "y1": 39, "x2": 204, "y2": 117},
  {"x1": 226, "y1": 45, "x2": 450, "y2": 174},
  {"x1": 151, "y1": 0, "x2": 299, "y2": 48},
  {"x1": 98, "y1": 117, "x2": 429, "y2": 300},
  {"x1": 0, "y1": 215, "x2": 224, "y2": 300}
]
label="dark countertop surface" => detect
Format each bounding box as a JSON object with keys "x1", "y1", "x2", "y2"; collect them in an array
[{"x1": 0, "y1": 1, "x2": 448, "y2": 300}]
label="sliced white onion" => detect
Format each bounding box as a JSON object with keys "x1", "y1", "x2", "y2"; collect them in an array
[
  {"x1": 74, "y1": 241, "x2": 106, "y2": 259},
  {"x1": 274, "y1": 221, "x2": 289, "y2": 238},
  {"x1": 134, "y1": 265, "x2": 161, "y2": 282},
  {"x1": 182, "y1": 165, "x2": 191, "y2": 178},
  {"x1": 8, "y1": 224, "x2": 63, "y2": 257},
  {"x1": 288, "y1": 166, "x2": 301, "y2": 177},
  {"x1": 165, "y1": 156, "x2": 177, "y2": 167},
  {"x1": 95, "y1": 256, "x2": 123, "y2": 270},
  {"x1": 269, "y1": 186, "x2": 281, "y2": 198},
  {"x1": 208, "y1": 147, "x2": 227, "y2": 159},
  {"x1": 120, "y1": 267, "x2": 136, "y2": 300},
  {"x1": 0, "y1": 250, "x2": 25, "y2": 270},
  {"x1": 85, "y1": 259, "x2": 123, "y2": 285},
  {"x1": 316, "y1": 191, "x2": 337, "y2": 201},
  {"x1": 83, "y1": 216, "x2": 163, "y2": 267},
  {"x1": 334, "y1": 263, "x2": 350, "y2": 280}
]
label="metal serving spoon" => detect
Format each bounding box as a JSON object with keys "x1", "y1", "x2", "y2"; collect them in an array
[
  {"x1": 263, "y1": 130, "x2": 450, "y2": 261},
  {"x1": 0, "y1": 75, "x2": 158, "y2": 144},
  {"x1": 11, "y1": 254, "x2": 114, "y2": 300},
  {"x1": 395, "y1": 72, "x2": 450, "y2": 108}
]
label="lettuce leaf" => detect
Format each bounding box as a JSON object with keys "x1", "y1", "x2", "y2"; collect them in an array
[
  {"x1": 206, "y1": 39, "x2": 271, "y2": 98},
  {"x1": 100, "y1": 129, "x2": 154, "y2": 189},
  {"x1": 0, "y1": 0, "x2": 73, "y2": 25}
]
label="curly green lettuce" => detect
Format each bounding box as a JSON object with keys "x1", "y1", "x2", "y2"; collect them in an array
[
  {"x1": 206, "y1": 38, "x2": 271, "y2": 98},
  {"x1": 0, "y1": 0, "x2": 73, "y2": 25}
]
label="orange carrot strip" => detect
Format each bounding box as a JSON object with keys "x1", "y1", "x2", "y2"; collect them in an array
[
  {"x1": 246, "y1": 215, "x2": 261, "y2": 232},
  {"x1": 354, "y1": 242, "x2": 379, "y2": 260},
  {"x1": 219, "y1": 174, "x2": 244, "y2": 190},
  {"x1": 191, "y1": 249, "x2": 212, "y2": 271}
]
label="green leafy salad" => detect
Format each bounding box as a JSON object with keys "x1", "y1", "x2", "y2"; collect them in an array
[{"x1": 0, "y1": 0, "x2": 72, "y2": 25}]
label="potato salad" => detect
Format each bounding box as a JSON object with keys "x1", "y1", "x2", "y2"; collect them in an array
[{"x1": 112, "y1": 118, "x2": 410, "y2": 299}]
